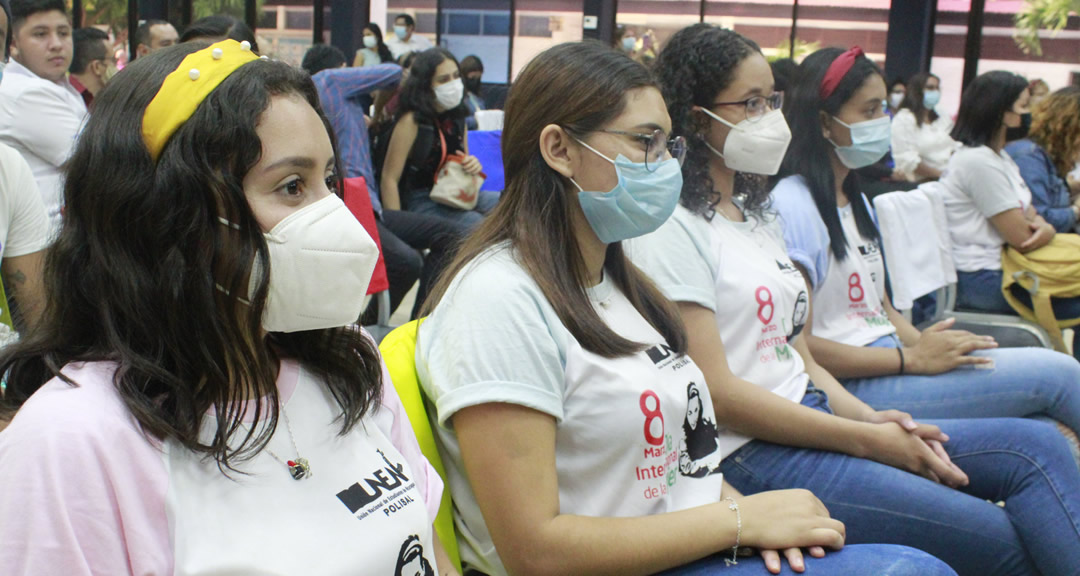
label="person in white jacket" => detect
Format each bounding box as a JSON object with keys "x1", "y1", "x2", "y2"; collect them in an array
[{"x1": 891, "y1": 73, "x2": 958, "y2": 182}]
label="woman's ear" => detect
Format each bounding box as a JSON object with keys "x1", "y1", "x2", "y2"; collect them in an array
[
  {"x1": 819, "y1": 110, "x2": 833, "y2": 140},
  {"x1": 539, "y1": 124, "x2": 575, "y2": 179}
]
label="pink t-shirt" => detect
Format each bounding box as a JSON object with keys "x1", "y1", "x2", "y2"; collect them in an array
[{"x1": 0, "y1": 356, "x2": 443, "y2": 575}]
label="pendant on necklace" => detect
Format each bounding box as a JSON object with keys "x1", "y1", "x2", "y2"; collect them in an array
[{"x1": 287, "y1": 458, "x2": 312, "y2": 480}]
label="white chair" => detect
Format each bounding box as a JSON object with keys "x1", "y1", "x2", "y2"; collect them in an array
[
  {"x1": 874, "y1": 183, "x2": 1053, "y2": 349},
  {"x1": 474, "y1": 110, "x2": 504, "y2": 131}
]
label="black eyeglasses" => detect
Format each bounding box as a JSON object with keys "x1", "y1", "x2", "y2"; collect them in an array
[
  {"x1": 710, "y1": 92, "x2": 784, "y2": 123},
  {"x1": 595, "y1": 128, "x2": 687, "y2": 172}
]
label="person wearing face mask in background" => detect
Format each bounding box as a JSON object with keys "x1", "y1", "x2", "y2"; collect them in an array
[
  {"x1": 417, "y1": 39, "x2": 952, "y2": 576},
  {"x1": 68, "y1": 27, "x2": 115, "y2": 109},
  {"x1": 353, "y1": 22, "x2": 393, "y2": 68},
  {"x1": 891, "y1": 72, "x2": 959, "y2": 182},
  {"x1": 459, "y1": 55, "x2": 485, "y2": 131},
  {"x1": 886, "y1": 77, "x2": 905, "y2": 117},
  {"x1": 941, "y1": 71, "x2": 1080, "y2": 357},
  {"x1": 380, "y1": 48, "x2": 494, "y2": 229},
  {"x1": 629, "y1": 26, "x2": 1080, "y2": 576},
  {"x1": 386, "y1": 14, "x2": 432, "y2": 61},
  {"x1": 769, "y1": 49, "x2": 1080, "y2": 455}
]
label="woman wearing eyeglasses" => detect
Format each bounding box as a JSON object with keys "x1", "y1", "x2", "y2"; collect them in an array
[
  {"x1": 630, "y1": 26, "x2": 1080, "y2": 575},
  {"x1": 415, "y1": 40, "x2": 953, "y2": 576}
]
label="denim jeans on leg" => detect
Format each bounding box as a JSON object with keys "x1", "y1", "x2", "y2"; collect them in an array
[
  {"x1": 840, "y1": 334, "x2": 1080, "y2": 433},
  {"x1": 655, "y1": 544, "x2": 956, "y2": 576},
  {"x1": 405, "y1": 187, "x2": 500, "y2": 228},
  {"x1": 720, "y1": 389, "x2": 1080, "y2": 576}
]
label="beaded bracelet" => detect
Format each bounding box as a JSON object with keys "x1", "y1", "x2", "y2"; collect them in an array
[{"x1": 724, "y1": 497, "x2": 741, "y2": 566}]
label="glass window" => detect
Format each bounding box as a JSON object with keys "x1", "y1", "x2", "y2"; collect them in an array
[
  {"x1": 616, "y1": 0, "x2": 700, "y2": 62},
  {"x1": 704, "y1": 0, "x2": 794, "y2": 60},
  {"x1": 259, "y1": 2, "x2": 313, "y2": 67},
  {"x1": 790, "y1": 1, "x2": 891, "y2": 63},
  {"x1": 975, "y1": 3, "x2": 1080, "y2": 101},
  {"x1": 440, "y1": 0, "x2": 511, "y2": 84},
  {"x1": 285, "y1": 10, "x2": 313, "y2": 31},
  {"x1": 512, "y1": 0, "x2": 583, "y2": 81},
  {"x1": 258, "y1": 8, "x2": 279, "y2": 31},
  {"x1": 929, "y1": 0, "x2": 970, "y2": 118},
  {"x1": 78, "y1": 0, "x2": 126, "y2": 66}
]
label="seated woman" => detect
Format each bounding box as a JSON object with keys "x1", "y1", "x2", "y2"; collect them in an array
[
  {"x1": 416, "y1": 40, "x2": 954, "y2": 576},
  {"x1": 1005, "y1": 87, "x2": 1080, "y2": 233},
  {"x1": 890, "y1": 73, "x2": 959, "y2": 182},
  {"x1": 630, "y1": 24, "x2": 1080, "y2": 576},
  {"x1": 0, "y1": 41, "x2": 453, "y2": 575},
  {"x1": 380, "y1": 48, "x2": 497, "y2": 228},
  {"x1": 767, "y1": 49, "x2": 1080, "y2": 433},
  {"x1": 460, "y1": 55, "x2": 486, "y2": 131},
  {"x1": 939, "y1": 72, "x2": 1080, "y2": 355}
]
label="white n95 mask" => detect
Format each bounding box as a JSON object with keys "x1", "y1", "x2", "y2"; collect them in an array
[
  {"x1": 698, "y1": 108, "x2": 792, "y2": 176},
  {"x1": 251, "y1": 194, "x2": 378, "y2": 333}
]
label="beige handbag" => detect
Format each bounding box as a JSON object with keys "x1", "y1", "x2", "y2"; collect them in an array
[{"x1": 429, "y1": 127, "x2": 485, "y2": 210}]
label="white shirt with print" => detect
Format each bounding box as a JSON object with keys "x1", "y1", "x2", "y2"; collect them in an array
[
  {"x1": 628, "y1": 204, "x2": 810, "y2": 458},
  {"x1": 417, "y1": 245, "x2": 726, "y2": 576}
]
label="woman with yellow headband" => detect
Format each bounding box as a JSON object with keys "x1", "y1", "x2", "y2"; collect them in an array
[{"x1": 0, "y1": 40, "x2": 456, "y2": 575}]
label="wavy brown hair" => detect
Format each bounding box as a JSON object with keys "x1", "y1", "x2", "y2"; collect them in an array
[
  {"x1": 421, "y1": 41, "x2": 687, "y2": 358},
  {"x1": 0, "y1": 42, "x2": 383, "y2": 471},
  {"x1": 1029, "y1": 86, "x2": 1080, "y2": 177}
]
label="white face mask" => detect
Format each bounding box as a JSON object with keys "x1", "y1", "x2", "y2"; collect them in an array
[
  {"x1": 434, "y1": 78, "x2": 464, "y2": 110},
  {"x1": 889, "y1": 92, "x2": 904, "y2": 109},
  {"x1": 239, "y1": 194, "x2": 379, "y2": 333},
  {"x1": 363, "y1": 35, "x2": 377, "y2": 49},
  {"x1": 698, "y1": 108, "x2": 792, "y2": 176}
]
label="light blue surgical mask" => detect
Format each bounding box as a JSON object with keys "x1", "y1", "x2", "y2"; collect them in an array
[
  {"x1": 394, "y1": 25, "x2": 408, "y2": 40},
  {"x1": 570, "y1": 137, "x2": 683, "y2": 244},
  {"x1": 923, "y1": 89, "x2": 941, "y2": 109},
  {"x1": 828, "y1": 115, "x2": 891, "y2": 169},
  {"x1": 621, "y1": 36, "x2": 636, "y2": 52}
]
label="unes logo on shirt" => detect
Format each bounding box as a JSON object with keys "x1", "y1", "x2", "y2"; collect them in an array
[
  {"x1": 336, "y1": 449, "x2": 417, "y2": 521},
  {"x1": 645, "y1": 343, "x2": 692, "y2": 372}
]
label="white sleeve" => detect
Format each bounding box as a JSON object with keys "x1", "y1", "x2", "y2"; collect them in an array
[
  {"x1": 626, "y1": 209, "x2": 716, "y2": 312},
  {"x1": 9, "y1": 89, "x2": 84, "y2": 168},
  {"x1": 0, "y1": 145, "x2": 48, "y2": 258},
  {"x1": 956, "y1": 149, "x2": 1026, "y2": 218},
  {"x1": 418, "y1": 253, "x2": 567, "y2": 427},
  {"x1": 890, "y1": 110, "x2": 921, "y2": 178}
]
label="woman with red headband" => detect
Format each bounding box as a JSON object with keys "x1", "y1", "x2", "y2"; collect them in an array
[
  {"x1": 0, "y1": 40, "x2": 455, "y2": 575},
  {"x1": 764, "y1": 46, "x2": 1080, "y2": 574}
]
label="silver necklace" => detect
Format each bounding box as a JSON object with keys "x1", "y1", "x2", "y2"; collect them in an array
[{"x1": 241, "y1": 406, "x2": 312, "y2": 480}]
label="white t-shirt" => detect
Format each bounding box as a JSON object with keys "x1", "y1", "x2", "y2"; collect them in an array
[
  {"x1": 386, "y1": 34, "x2": 434, "y2": 60},
  {"x1": 890, "y1": 109, "x2": 960, "y2": 181},
  {"x1": 0, "y1": 356, "x2": 444, "y2": 575},
  {"x1": 0, "y1": 60, "x2": 88, "y2": 236},
  {"x1": 417, "y1": 245, "x2": 726, "y2": 576},
  {"x1": 940, "y1": 145, "x2": 1034, "y2": 272},
  {"x1": 0, "y1": 142, "x2": 49, "y2": 262},
  {"x1": 627, "y1": 204, "x2": 809, "y2": 457},
  {"x1": 772, "y1": 176, "x2": 896, "y2": 347}
]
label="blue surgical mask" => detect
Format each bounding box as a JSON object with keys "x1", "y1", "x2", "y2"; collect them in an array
[
  {"x1": 923, "y1": 89, "x2": 941, "y2": 109},
  {"x1": 621, "y1": 36, "x2": 636, "y2": 52},
  {"x1": 394, "y1": 25, "x2": 408, "y2": 40},
  {"x1": 570, "y1": 137, "x2": 683, "y2": 244},
  {"x1": 828, "y1": 115, "x2": 891, "y2": 169}
]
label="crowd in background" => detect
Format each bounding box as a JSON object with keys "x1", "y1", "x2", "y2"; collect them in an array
[{"x1": 2, "y1": 0, "x2": 1080, "y2": 574}]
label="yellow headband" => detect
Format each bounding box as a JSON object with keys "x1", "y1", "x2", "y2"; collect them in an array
[{"x1": 142, "y1": 39, "x2": 261, "y2": 160}]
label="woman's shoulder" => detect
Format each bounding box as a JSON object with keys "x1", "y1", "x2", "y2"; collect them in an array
[{"x1": 893, "y1": 108, "x2": 917, "y2": 124}]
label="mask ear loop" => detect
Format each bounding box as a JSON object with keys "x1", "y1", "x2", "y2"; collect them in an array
[
  {"x1": 693, "y1": 106, "x2": 733, "y2": 160},
  {"x1": 568, "y1": 134, "x2": 616, "y2": 193}
]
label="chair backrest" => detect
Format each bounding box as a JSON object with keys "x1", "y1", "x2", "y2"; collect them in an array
[
  {"x1": 474, "y1": 110, "x2": 504, "y2": 131},
  {"x1": 342, "y1": 176, "x2": 390, "y2": 296},
  {"x1": 468, "y1": 130, "x2": 504, "y2": 192},
  {"x1": 379, "y1": 320, "x2": 462, "y2": 573}
]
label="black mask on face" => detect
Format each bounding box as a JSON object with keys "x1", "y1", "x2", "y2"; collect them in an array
[
  {"x1": 464, "y1": 76, "x2": 482, "y2": 94},
  {"x1": 1006, "y1": 112, "x2": 1032, "y2": 142}
]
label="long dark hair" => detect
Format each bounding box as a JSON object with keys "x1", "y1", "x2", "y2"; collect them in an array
[
  {"x1": 421, "y1": 41, "x2": 687, "y2": 358},
  {"x1": 776, "y1": 47, "x2": 881, "y2": 261},
  {"x1": 951, "y1": 71, "x2": 1029, "y2": 148},
  {"x1": 180, "y1": 15, "x2": 259, "y2": 54},
  {"x1": 0, "y1": 42, "x2": 383, "y2": 471},
  {"x1": 654, "y1": 23, "x2": 767, "y2": 218},
  {"x1": 899, "y1": 72, "x2": 940, "y2": 127},
  {"x1": 398, "y1": 47, "x2": 467, "y2": 125},
  {"x1": 364, "y1": 22, "x2": 394, "y2": 65}
]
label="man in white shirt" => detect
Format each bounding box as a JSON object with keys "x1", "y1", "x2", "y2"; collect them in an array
[
  {"x1": 133, "y1": 19, "x2": 178, "y2": 59},
  {"x1": 0, "y1": 0, "x2": 87, "y2": 236},
  {"x1": 385, "y1": 14, "x2": 432, "y2": 61}
]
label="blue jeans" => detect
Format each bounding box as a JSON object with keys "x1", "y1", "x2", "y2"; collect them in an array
[
  {"x1": 657, "y1": 544, "x2": 955, "y2": 575},
  {"x1": 840, "y1": 334, "x2": 1080, "y2": 433},
  {"x1": 405, "y1": 187, "x2": 500, "y2": 228},
  {"x1": 721, "y1": 388, "x2": 1080, "y2": 576},
  {"x1": 956, "y1": 268, "x2": 1080, "y2": 319}
]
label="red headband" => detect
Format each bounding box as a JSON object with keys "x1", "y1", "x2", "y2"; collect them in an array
[{"x1": 819, "y1": 46, "x2": 864, "y2": 101}]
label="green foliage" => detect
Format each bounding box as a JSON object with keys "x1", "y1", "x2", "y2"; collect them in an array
[
  {"x1": 80, "y1": 0, "x2": 262, "y2": 35},
  {"x1": 1014, "y1": 0, "x2": 1080, "y2": 56},
  {"x1": 769, "y1": 38, "x2": 820, "y2": 62}
]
